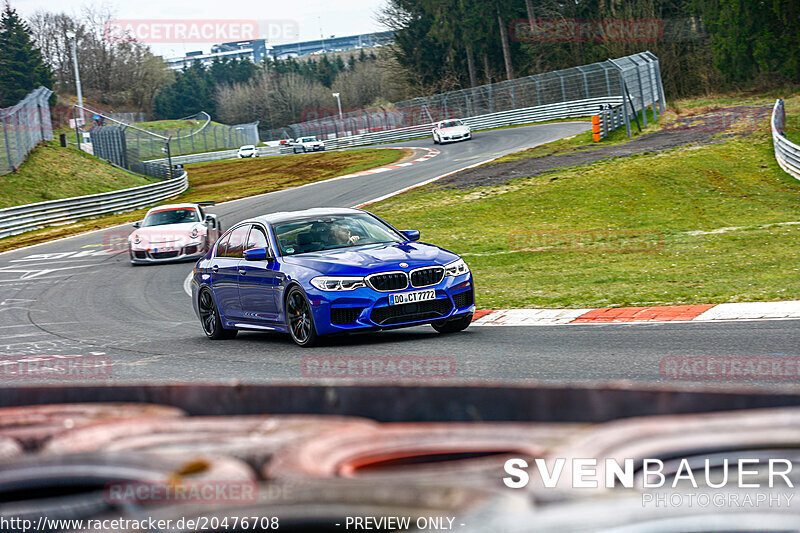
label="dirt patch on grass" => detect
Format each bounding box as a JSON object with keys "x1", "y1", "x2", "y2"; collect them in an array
[{"x1": 436, "y1": 105, "x2": 771, "y2": 189}]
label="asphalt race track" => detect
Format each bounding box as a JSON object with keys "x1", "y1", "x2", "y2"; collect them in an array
[{"x1": 1, "y1": 121, "x2": 799, "y2": 385}]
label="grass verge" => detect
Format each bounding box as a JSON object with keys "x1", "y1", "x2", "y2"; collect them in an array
[
  {"x1": 0, "y1": 142, "x2": 154, "y2": 208},
  {"x1": 369, "y1": 94, "x2": 800, "y2": 309},
  {"x1": 0, "y1": 148, "x2": 408, "y2": 254}
]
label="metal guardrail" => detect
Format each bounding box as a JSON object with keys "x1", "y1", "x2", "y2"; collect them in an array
[
  {"x1": 148, "y1": 146, "x2": 280, "y2": 165},
  {"x1": 295, "y1": 97, "x2": 623, "y2": 151},
  {"x1": 0, "y1": 171, "x2": 189, "y2": 239},
  {"x1": 771, "y1": 99, "x2": 800, "y2": 181},
  {"x1": 592, "y1": 104, "x2": 626, "y2": 141}
]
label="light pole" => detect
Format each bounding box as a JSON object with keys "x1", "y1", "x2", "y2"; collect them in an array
[
  {"x1": 65, "y1": 30, "x2": 85, "y2": 127},
  {"x1": 332, "y1": 92, "x2": 343, "y2": 120}
]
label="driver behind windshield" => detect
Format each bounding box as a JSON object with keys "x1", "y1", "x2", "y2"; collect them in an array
[{"x1": 329, "y1": 221, "x2": 360, "y2": 245}]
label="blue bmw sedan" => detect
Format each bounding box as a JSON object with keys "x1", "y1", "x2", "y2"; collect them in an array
[{"x1": 191, "y1": 207, "x2": 475, "y2": 346}]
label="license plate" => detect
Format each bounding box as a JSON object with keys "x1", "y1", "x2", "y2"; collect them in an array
[{"x1": 390, "y1": 289, "x2": 435, "y2": 305}]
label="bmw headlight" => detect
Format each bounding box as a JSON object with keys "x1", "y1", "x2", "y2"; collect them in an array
[
  {"x1": 444, "y1": 258, "x2": 469, "y2": 277},
  {"x1": 310, "y1": 276, "x2": 366, "y2": 291}
]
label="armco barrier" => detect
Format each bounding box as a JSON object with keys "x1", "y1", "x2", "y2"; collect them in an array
[
  {"x1": 0, "y1": 171, "x2": 189, "y2": 239},
  {"x1": 592, "y1": 104, "x2": 626, "y2": 141},
  {"x1": 148, "y1": 146, "x2": 280, "y2": 166},
  {"x1": 771, "y1": 99, "x2": 800, "y2": 181},
  {"x1": 312, "y1": 97, "x2": 622, "y2": 151}
]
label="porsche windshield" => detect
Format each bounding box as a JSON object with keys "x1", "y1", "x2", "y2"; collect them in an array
[
  {"x1": 273, "y1": 214, "x2": 403, "y2": 255},
  {"x1": 441, "y1": 120, "x2": 463, "y2": 128},
  {"x1": 142, "y1": 208, "x2": 199, "y2": 227}
]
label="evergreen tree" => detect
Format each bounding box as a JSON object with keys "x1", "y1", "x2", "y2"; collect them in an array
[{"x1": 0, "y1": 2, "x2": 53, "y2": 107}]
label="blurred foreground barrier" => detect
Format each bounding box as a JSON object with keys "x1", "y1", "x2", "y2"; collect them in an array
[
  {"x1": 0, "y1": 452, "x2": 254, "y2": 530},
  {"x1": 540, "y1": 406, "x2": 800, "y2": 495},
  {"x1": 43, "y1": 415, "x2": 376, "y2": 470},
  {"x1": 266, "y1": 422, "x2": 584, "y2": 487},
  {"x1": 0, "y1": 403, "x2": 185, "y2": 451}
]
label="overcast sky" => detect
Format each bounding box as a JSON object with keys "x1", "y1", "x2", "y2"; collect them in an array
[{"x1": 12, "y1": 0, "x2": 389, "y2": 58}]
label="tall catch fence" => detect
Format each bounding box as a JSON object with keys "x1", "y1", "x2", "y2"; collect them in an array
[
  {"x1": 0, "y1": 86, "x2": 54, "y2": 175},
  {"x1": 81, "y1": 108, "x2": 259, "y2": 179},
  {"x1": 262, "y1": 51, "x2": 664, "y2": 142}
]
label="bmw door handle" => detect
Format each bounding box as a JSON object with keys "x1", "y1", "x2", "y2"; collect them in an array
[
  {"x1": 238, "y1": 268, "x2": 247, "y2": 275},
  {"x1": 211, "y1": 265, "x2": 219, "y2": 272}
]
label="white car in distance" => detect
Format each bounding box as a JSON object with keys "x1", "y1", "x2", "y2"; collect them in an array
[
  {"x1": 292, "y1": 137, "x2": 326, "y2": 153},
  {"x1": 432, "y1": 119, "x2": 472, "y2": 144},
  {"x1": 237, "y1": 145, "x2": 259, "y2": 158}
]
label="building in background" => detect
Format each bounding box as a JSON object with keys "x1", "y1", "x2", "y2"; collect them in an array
[
  {"x1": 166, "y1": 40, "x2": 270, "y2": 70},
  {"x1": 164, "y1": 32, "x2": 393, "y2": 70}
]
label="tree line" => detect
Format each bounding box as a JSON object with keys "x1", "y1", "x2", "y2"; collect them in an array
[
  {"x1": 2, "y1": 0, "x2": 798, "y2": 127},
  {"x1": 382, "y1": 0, "x2": 800, "y2": 97}
]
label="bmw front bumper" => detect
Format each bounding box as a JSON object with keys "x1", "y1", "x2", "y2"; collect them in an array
[{"x1": 306, "y1": 273, "x2": 475, "y2": 336}]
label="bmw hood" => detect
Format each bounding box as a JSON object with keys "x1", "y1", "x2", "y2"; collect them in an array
[{"x1": 282, "y1": 242, "x2": 461, "y2": 276}]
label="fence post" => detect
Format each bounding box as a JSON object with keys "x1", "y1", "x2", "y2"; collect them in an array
[
  {"x1": 73, "y1": 107, "x2": 81, "y2": 150},
  {"x1": 2, "y1": 116, "x2": 14, "y2": 172},
  {"x1": 646, "y1": 55, "x2": 660, "y2": 120},
  {"x1": 576, "y1": 66, "x2": 590, "y2": 99},
  {"x1": 556, "y1": 71, "x2": 566, "y2": 101},
  {"x1": 607, "y1": 60, "x2": 631, "y2": 137},
  {"x1": 507, "y1": 80, "x2": 517, "y2": 109},
  {"x1": 166, "y1": 138, "x2": 173, "y2": 179},
  {"x1": 633, "y1": 58, "x2": 647, "y2": 128}
]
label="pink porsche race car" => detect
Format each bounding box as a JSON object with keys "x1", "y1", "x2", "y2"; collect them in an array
[{"x1": 128, "y1": 202, "x2": 221, "y2": 265}]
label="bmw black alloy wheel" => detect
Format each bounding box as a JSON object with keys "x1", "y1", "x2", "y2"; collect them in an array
[
  {"x1": 199, "y1": 290, "x2": 216, "y2": 336},
  {"x1": 286, "y1": 288, "x2": 317, "y2": 347},
  {"x1": 198, "y1": 288, "x2": 237, "y2": 340}
]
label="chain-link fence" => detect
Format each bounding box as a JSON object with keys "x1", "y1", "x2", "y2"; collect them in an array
[
  {"x1": 0, "y1": 86, "x2": 54, "y2": 176},
  {"x1": 267, "y1": 51, "x2": 664, "y2": 141},
  {"x1": 81, "y1": 108, "x2": 260, "y2": 179},
  {"x1": 107, "y1": 111, "x2": 149, "y2": 123}
]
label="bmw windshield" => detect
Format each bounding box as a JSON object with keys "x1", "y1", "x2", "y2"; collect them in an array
[{"x1": 273, "y1": 213, "x2": 404, "y2": 255}]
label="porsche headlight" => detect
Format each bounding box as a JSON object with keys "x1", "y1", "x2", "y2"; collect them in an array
[
  {"x1": 132, "y1": 234, "x2": 141, "y2": 245},
  {"x1": 190, "y1": 227, "x2": 199, "y2": 239},
  {"x1": 444, "y1": 258, "x2": 469, "y2": 277},
  {"x1": 310, "y1": 276, "x2": 366, "y2": 291}
]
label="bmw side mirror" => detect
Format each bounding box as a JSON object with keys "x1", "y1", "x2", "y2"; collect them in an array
[
  {"x1": 243, "y1": 247, "x2": 270, "y2": 261},
  {"x1": 401, "y1": 230, "x2": 420, "y2": 241},
  {"x1": 132, "y1": 221, "x2": 141, "y2": 229}
]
